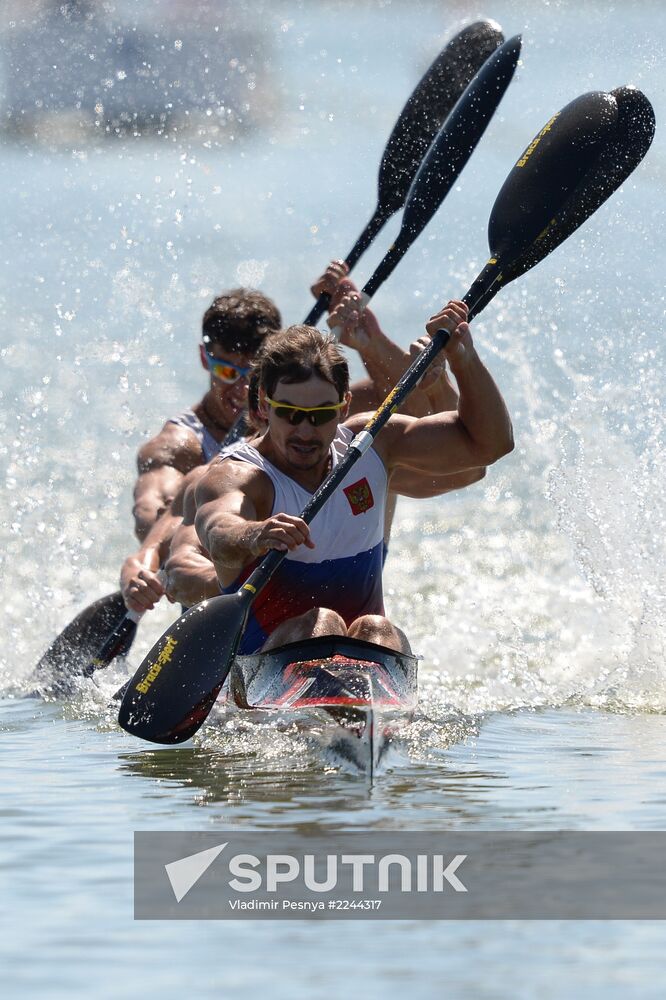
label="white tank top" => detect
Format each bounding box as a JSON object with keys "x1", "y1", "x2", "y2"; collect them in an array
[
  {"x1": 167, "y1": 408, "x2": 221, "y2": 463},
  {"x1": 223, "y1": 425, "x2": 388, "y2": 652}
]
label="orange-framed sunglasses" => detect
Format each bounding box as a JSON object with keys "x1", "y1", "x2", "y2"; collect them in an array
[{"x1": 203, "y1": 348, "x2": 252, "y2": 384}]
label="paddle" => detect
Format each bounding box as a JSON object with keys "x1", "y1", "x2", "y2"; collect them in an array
[
  {"x1": 31, "y1": 591, "x2": 131, "y2": 697},
  {"x1": 303, "y1": 18, "x2": 504, "y2": 326},
  {"x1": 118, "y1": 82, "x2": 653, "y2": 745},
  {"x1": 31, "y1": 416, "x2": 253, "y2": 696},
  {"x1": 466, "y1": 86, "x2": 656, "y2": 317},
  {"x1": 354, "y1": 36, "x2": 521, "y2": 305}
]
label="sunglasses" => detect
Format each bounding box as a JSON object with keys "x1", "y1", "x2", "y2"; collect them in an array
[
  {"x1": 265, "y1": 396, "x2": 346, "y2": 427},
  {"x1": 203, "y1": 348, "x2": 252, "y2": 384}
]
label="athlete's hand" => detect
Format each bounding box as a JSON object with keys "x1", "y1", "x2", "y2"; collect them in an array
[
  {"x1": 328, "y1": 281, "x2": 383, "y2": 354},
  {"x1": 249, "y1": 514, "x2": 315, "y2": 556},
  {"x1": 120, "y1": 556, "x2": 165, "y2": 613},
  {"x1": 408, "y1": 334, "x2": 448, "y2": 390},
  {"x1": 425, "y1": 300, "x2": 473, "y2": 370},
  {"x1": 328, "y1": 287, "x2": 369, "y2": 349},
  {"x1": 310, "y1": 259, "x2": 349, "y2": 300}
]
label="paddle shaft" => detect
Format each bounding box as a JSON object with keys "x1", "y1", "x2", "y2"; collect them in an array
[
  {"x1": 303, "y1": 206, "x2": 391, "y2": 326},
  {"x1": 82, "y1": 565, "x2": 170, "y2": 676}
]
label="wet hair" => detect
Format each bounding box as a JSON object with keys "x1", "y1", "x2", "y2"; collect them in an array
[
  {"x1": 248, "y1": 369, "x2": 260, "y2": 416},
  {"x1": 202, "y1": 289, "x2": 281, "y2": 355},
  {"x1": 253, "y1": 325, "x2": 349, "y2": 400}
]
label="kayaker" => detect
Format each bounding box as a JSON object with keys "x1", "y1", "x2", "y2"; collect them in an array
[
  {"x1": 194, "y1": 304, "x2": 513, "y2": 654},
  {"x1": 117, "y1": 287, "x2": 281, "y2": 615},
  {"x1": 131, "y1": 287, "x2": 282, "y2": 543}
]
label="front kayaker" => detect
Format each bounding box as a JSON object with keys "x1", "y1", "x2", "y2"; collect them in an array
[{"x1": 194, "y1": 303, "x2": 513, "y2": 654}]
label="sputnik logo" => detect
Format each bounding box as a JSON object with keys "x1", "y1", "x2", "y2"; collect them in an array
[{"x1": 165, "y1": 842, "x2": 227, "y2": 902}]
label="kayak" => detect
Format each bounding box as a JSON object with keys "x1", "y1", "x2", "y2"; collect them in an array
[{"x1": 228, "y1": 635, "x2": 418, "y2": 777}]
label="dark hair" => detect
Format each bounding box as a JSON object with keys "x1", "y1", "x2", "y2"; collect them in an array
[
  {"x1": 247, "y1": 369, "x2": 260, "y2": 417},
  {"x1": 202, "y1": 288, "x2": 281, "y2": 355},
  {"x1": 253, "y1": 325, "x2": 349, "y2": 400},
  {"x1": 231, "y1": 370, "x2": 263, "y2": 434}
]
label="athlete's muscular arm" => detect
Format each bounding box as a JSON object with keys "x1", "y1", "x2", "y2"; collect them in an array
[
  {"x1": 121, "y1": 461, "x2": 209, "y2": 612},
  {"x1": 163, "y1": 466, "x2": 219, "y2": 606},
  {"x1": 132, "y1": 423, "x2": 203, "y2": 540},
  {"x1": 194, "y1": 461, "x2": 314, "y2": 588},
  {"x1": 164, "y1": 522, "x2": 220, "y2": 606},
  {"x1": 120, "y1": 514, "x2": 172, "y2": 613},
  {"x1": 366, "y1": 301, "x2": 513, "y2": 481},
  {"x1": 388, "y1": 465, "x2": 486, "y2": 498}
]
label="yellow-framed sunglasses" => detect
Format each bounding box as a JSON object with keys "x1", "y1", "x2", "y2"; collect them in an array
[{"x1": 265, "y1": 396, "x2": 347, "y2": 427}]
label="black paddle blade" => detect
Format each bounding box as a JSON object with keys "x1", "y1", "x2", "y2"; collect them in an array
[
  {"x1": 489, "y1": 90, "x2": 619, "y2": 262},
  {"x1": 118, "y1": 591, "x2": 251, "y2": 744},
  {"x1": 490, "y1": 87, "x2": 654, "y2": 308},
  {"x1": 31, "y1": 590, "x2": 129, "y2": 697},
  {"x1": 467, "y1": 87, "x2": 655, "y2": 319},
  {"x1": 400, "y1": 35, "x2": 521, "y2": 244},
  {"x1": 363, "y1": 35, "x2": 521, "y2": 299},
  {"x1": 378, "y1": 19, "x2": 504, "y2": 215},
  {"x1": 81, "y1": 615, "x2": 139, "y2": 678},
  {"x1": 303, "y1": 20, "x2": 504, "y2": 326}
]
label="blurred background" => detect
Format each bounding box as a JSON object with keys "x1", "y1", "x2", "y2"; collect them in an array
[{"x1": 1, "y1": 2, "x2": 665, "y2": 997}]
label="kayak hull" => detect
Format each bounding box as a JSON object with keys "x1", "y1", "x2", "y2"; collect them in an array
[{"x1": 229, "y1": 636, "x2": 418, "y2": 776}]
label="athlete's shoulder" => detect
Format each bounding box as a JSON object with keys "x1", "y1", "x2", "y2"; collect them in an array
[
  {"x1": 342, "y1": 413, "x2": 368, "y2": 433},
  {"x1": 197, "y1": 452, "x2": 268, "y2": 499},
  {"x1": 342, "y1": 411, "x2": 409, "y2": 464},
  {"x1": 137, "y1": 414, "x2": 204, "y2": 473}
]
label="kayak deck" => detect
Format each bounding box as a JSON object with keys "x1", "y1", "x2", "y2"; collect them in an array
[{"x1": 229, "y1": 636, "x2": 418, "y2": 776}]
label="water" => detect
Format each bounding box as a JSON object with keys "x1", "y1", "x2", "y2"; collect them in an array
[{"x1": 1, "y1": 0, "x2": 666, "y2": 995}]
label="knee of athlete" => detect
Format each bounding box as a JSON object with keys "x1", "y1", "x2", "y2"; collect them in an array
[
  {"x1": 349, "y1": 615, "x2": 411, "y2": 653},
  {"x1": 308, "y1": 607, "x2": 347, "y2": 637},
  {"x1": 349, "y1": 614, "x2": 387, "y2": 635}
]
